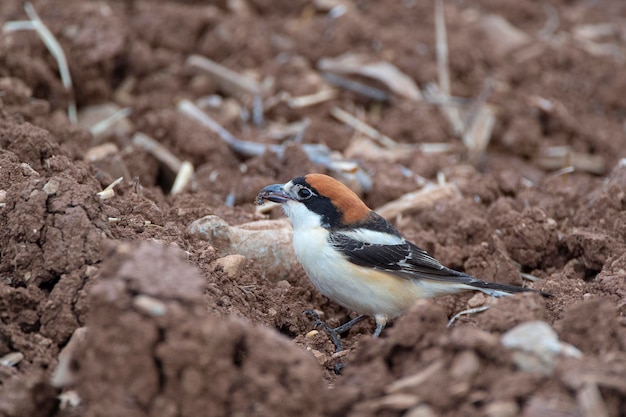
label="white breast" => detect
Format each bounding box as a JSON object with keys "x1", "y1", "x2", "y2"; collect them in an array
[{"x1": 285, "y1": 207, "x2": 414, "y2": 318}]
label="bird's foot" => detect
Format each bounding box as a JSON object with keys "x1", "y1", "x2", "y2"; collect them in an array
[
  {"x1": 304, "y1": 310, "x2": 345, "y2": 352},
  {"x1": 303, "y1": 311, "x2": 366, "y2": 354}
]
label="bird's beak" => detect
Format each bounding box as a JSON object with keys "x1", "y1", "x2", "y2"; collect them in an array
[{"x1": 256, "y1": 183, "x2": 292, "y2": 205}]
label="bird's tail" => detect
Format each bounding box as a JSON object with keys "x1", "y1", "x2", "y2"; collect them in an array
[{"x1": 467, "y1": 280, "x2": 551, "y2": 298}]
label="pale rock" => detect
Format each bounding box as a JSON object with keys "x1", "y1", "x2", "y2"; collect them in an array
[{"x1": 211, "y1": 254, "x2": 247, "y2": 279}]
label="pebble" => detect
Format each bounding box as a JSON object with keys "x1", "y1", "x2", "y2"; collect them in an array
[
  {"x1": 188, "y1": 216, "x2": 296, "y2": 281},
  {"x1": 404, "y1": 404, "x2": 438, "y2": 417},
  {"x1": 501, "y1": 321, "x2": 583, "y2": 375},
  {"x1": 331, "y1": 349, "x2": 350, "y2": 360},
  {"x1": 485, "y1": 401, "x2": 519, "y2": 417},
  {"x1": 467, "y1": 292, "x2": 488, "y2": 308},
  {"x1": 450, "y1": 350, "x2": 480, "y2": 379},
  {"x1": 211, "y1": 254, "x2": 247, "y2": 279},
  {"x1": 84, "y1": 143, "x2": 119, "y2": 162},
  {"x1": 308, "y1": 348, "x2": 327, "y2": 365},
  {"x1": 51, "y1": 327, "x2": 88, "y2": 387},
  {"x1": 363, "y1": 393, "x2": 421, "y2": 411},
  {"x1": 43, "y1": 179, "x2": 59, "y2": 195},
  {"x1": 133, "y1": 295, "x2": 167, "y2": 317},
  {"x1": 305, "y1": 330, "x2": 320, "y2": 339},
  {"x1": 0, "y1": 352, "x2": 24, "y2": 367},
  {"x1": 58, "y1": 390, "x2": 82, "y2": 409}
]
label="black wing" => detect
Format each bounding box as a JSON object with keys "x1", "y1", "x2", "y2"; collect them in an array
[
  {"x1": 328, "y1": 231, "x2": 466, "y2": 280},
  {"x1": 328, "y1": 231, "x2": 543, "y2": 295}
]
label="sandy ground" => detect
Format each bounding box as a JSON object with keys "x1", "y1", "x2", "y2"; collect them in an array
[{"x1": 0, "y1": 1, "x2": 625, "y2": 416}]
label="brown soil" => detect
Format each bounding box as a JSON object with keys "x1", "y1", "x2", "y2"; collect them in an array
[{"x1": 1, "y1": 1, "x2": 625, "y2": 417}]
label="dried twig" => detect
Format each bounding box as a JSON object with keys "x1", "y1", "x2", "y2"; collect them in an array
[
  {"x1": 266, "y1": 119, "x2": 311, "y2": 142},
  {"x1": 132, "y1": 132, "x2": 182, "y2": 173},
  {"x1": 520, "y1": 272, "x2": 541, "y2": 282},
  {"x1": 462, "y1": 77, "x2": 495, "y2": 136},
  {"x1": 435, "y1": 0, "x2": 450, "y2": 98},
  {"x1": 177, "y1": 99, "x2": 373, "y2": 191},
  {"x1": 288, "y1": 89, "x2": 337, "y2": 108},
  {"x1": 318, "y1": 53, "x2": 421, "y2": 101},
  {"x1": 447, "y1": 305, "x2": 491, "y2": 327},
  {"x1": 170, "y1": 161, "x2": 194, "y2": 195},
  {"x1": 252, "y1": 93, "x2": 264, "y2": 126},
  {"x1": 293, "y1": 118, "x2": 310, "y2": 143},
  {"x1": 321, "y1": 72, "x2": 389, "y2": 102},
  {"x1": 536, "y1": 146, "x2": 605, "y2": 175},
  {"x1": 330, "y1": 107, "x2": 398, "y2": 149},
  {"x1": 186, "y1": 54, "x2": 261, "y2": 96},
  {"x1": 386, "y1": 360, "x2": 445, "y2": 393},
  {"x1": 375, "y1": 182, "x2": 461, "y2": 220},
  {"x1": 360, "y1": 394, "x2": 420, "y2": 412},
  {"x1": 187, "y1": 54, "x2": 265, "y2": 125},
  {"x1": 462, "y1": 104, "x2": 496, "y2": 163},
  {"x1": 89, "y1": 107, "x2": 131, "y2": 137},
  {"x1": 345, "y1": 136, "x2": 454, "y2": 163},
  {"x1": 435, "y1": 0, "x2": 463, "y2": 134},
  {"x1": 577, "y1": 383, "x2": 609, "y2": 417},
  {"x1": 178, "y1": 99, "x2": 265, "y2": 157},
  {"x1": 97, "y1": 177, "x2": 123, "y2": 200},
  {"x1": 3, "y1": 3, "x2": 77, "y2": 123},
  {"x1": 539, "y1": 4, "x2": 560, "y2": 39}
]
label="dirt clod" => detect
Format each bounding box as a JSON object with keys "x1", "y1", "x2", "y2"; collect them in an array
[{"x1": 74, "y1": 241, "x2": 325, "y2": 417}]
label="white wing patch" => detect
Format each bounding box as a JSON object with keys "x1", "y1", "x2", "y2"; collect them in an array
[{"x1": 336, "y1": 228, "x2": 405, "y2": 245}]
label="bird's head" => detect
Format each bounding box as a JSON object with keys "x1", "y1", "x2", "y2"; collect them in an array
[{"x1": 256, "y1": 174, "x2": 372, "y2": 230}]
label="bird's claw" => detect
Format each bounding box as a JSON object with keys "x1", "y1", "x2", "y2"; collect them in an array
[{"x1": 303, "y1": 310, "x2": 345, "y2": 352}]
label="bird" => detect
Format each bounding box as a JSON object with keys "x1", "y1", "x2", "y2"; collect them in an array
[{"x1": 256, "y1": 173, "x2": 547, "y2": 351}]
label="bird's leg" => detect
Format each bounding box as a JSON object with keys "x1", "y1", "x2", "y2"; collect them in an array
[
  {"x1": 304, "y1": 310, "x2": 365, "y2": 352},
  {"x1": 373, "y1": 321, "x2": 386, "y2": 337},
  {"x1": 447, "y1": 305, "x2": 490, "y2": 328},
  {"x1": 372, "y1": 314, "x2": 387, "y2": 337}
]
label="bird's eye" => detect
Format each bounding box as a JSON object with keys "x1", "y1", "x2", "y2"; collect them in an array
[{"x1": 297, "y1": 187, "x2": 313, "y2": 199}]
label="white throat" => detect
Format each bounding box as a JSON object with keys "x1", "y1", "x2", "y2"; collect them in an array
[{"x1": 282, "y1": 200, "x2": 324, "y2": 231}]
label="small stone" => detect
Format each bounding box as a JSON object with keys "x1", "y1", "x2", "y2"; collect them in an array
[
  {"x1": 363, "y1": 393, "x2": 421, "y2": 411},
  {"x1": 485, "y1": 401, "x2": 519, "y2": 417},
  {"x1": 404, "y1": 404, "x2": 437, "y2": 417},
  {"x1": 305, "y1": 330, "x2": 320, "y2": 339},
  {"x1": 450, "y1": 350, "x2": 480, "y2": 379},
  {"x1": 0, "y1": 352, "x2": 24, "y2": 367},
  {"x1": 501, "y1": 321, "x2": 583, "y2": 375},
  {"x1": 211, "y1": 254, "x2": 247, "y2": 279},
  {"x1": 309, "y1": 349, "x2": 327, "y2": 365},
  {"x1": 467, "y1": 292, "x2": 488, "y2": 308},
  {"x1": 43, "y1": 179, "x2": 60, "y2": 195},
  {"x1": 188, "y1": 216, "x2": 296, "y2": 281},
  {"x1": 276, "y1": 280, "x2": 291, "y2": 289},
  {"x1": 51, "y1": 327, "x2": 88, "y2": 387},
  {"x1": 133, "y1": 295, "x2": 167, "y2": 317},
  {"x1": 85, "y1": 265, "x2": 98, "y2": 277},
  {"x1": 58, "y1": 390, "x2": 82, "y2": 409},
  {"x1": 21, "y1": 163, "x2": 40, "y2": 176},
  {"x1": 84, "y1": 143, "x2": 119, "y2": 162},
  {"x1": 331, "y1": 350, "x2": 350, "y2": 360}
]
